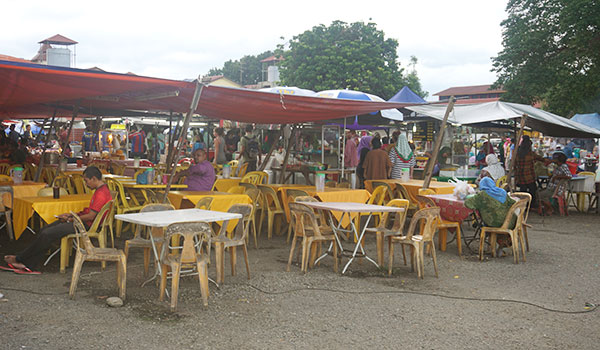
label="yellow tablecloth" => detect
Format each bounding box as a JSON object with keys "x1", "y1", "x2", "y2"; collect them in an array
[
  {"x1": 365, "y1": 179, "x2": 455, "y2": 203},
  {"x1": 212, "y1": 178, "x2": 242, "y2": 192},
  {"x1": 1, "y1": 181, "x2": 47, "y2": 208},
  {"x1": 13, "y1": 194, "x2": 92, "y2": 239},
  {"x1": 167, "y1": 191, "x2": 251, "y2": 232}
]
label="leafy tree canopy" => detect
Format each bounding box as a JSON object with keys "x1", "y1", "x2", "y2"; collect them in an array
[
  {"x1": 492, "y1": 0, "x2": 600, "y2": 116},
  {"x1": 206, "y1": 50, "x2": 273, "y2": 85},
  {"x1": 277, "y1": 20, "x2": 419, "y2": 99}
]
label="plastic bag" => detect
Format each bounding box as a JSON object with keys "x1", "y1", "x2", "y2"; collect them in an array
[{"x1": 449, "y1": 177, "x2": 475, "y2": 200}]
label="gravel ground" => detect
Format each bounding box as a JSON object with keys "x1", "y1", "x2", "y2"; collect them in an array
[{"x1": 1, "y1": 211, "x2": 599, "y2": 349}]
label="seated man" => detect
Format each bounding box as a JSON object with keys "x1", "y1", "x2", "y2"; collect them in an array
[
  {"x1": 538, "y1": 151, "x2": 572, "y2": 215},
  {"x1": 174, "y1": 149, "x2": 216, "y2": 191},
  {"x1": 3, "y1": 166, "x2": 112, "y2": 274}
]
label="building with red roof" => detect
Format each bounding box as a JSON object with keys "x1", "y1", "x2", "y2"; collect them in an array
[{"x1": 434, "y1": 84, "x2": 505, "y2": 103}]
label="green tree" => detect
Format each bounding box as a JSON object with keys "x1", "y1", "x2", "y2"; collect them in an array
[
  {"x1": 205, "y1": 51, "x2": 273, "y2": 85},
  {"x1": 492, "y1": 0, "x2": 600, "y2": 116},
  {"x1": 404, "y1": 56, "x2": 428, "y2": 98},
  {"x1": 277, "y1": 20, "x2": 409, "y2": 99}
]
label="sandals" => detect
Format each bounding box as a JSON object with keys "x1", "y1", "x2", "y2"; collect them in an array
[{"x1": 0, "y1": 263, "x2": 41, "y2": 275}]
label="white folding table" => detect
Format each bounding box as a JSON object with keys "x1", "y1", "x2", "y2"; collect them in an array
[
  {"x1": 116, "y1": 209, "x2": 242, "y2": 287},
  {"x1": 299, "y1": 202, "x2": 404, "y2": 274}
]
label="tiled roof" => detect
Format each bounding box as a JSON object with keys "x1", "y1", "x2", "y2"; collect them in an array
[
  {"x1": 434, "y1": 84, "x2": 505, "y2": 96},
  {"x1": 260, "y1": 55, "x2": 283, "y2": 63},
  {"x1": 201, "y1": 75, "x2": 224, "y2": 83},
  {"x1": 0, "y1": 54, "x2": 30, "y2": 63},
  {"x1": 39, "y1": 34, "x2": 78, "y2": 45}
]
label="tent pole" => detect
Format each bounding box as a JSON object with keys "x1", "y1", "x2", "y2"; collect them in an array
[
  {"x1": 33, "y1": 110, "x2": 53, "y2": 146},
  {"x1": 279, "y1": 125, "x2": 296, "y2": 183},
  {"x1": 258, "y1": 126, "x2": 283, "y2": 172},
  {"x1": 422, "y1": 96, "x2": 455, "y2": 189},
  {"x1": 162, "y1": 80, "x2": 203, "y2": 203},
  {"x1": 166, "y1": 111, "x2": 174, "y2": 173},
  {"x1": 51, "y1": 101, "x2": 80, "y2": 186},
  {"x1": 506, "y1": 114, "x2": 528, "y2": 192},
  {"x1": 341, "y1": 117, "x2": 347, "y2": 179},
  {"x1": 34, "y1": 109, "x2": 57, "y2": 182}
]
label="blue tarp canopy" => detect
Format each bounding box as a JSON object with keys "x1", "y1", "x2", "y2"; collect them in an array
[
  {"x1": 572, "y1": 113, "x2": 600, "y2": 131},
  {"x1": 388, "y1": 86, "x2": 426, "y2": 104}
]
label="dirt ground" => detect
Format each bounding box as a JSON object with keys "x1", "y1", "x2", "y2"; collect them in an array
[{"x1": 1, "y1": 210, "x2": 599, "y2": 350}]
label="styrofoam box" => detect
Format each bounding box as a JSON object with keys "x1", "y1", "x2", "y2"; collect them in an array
[{"x1": 570, "y1": 175, "x2": 595, "y2": 193}]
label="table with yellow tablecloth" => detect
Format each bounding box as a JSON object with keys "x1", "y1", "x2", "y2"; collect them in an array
[
  {"x1": 13, "y1": 194, "x2": 92, "y2": 239},
  {"x1": 212, "y1": 178, "x2": 242, "y2": 192},
  {"x1": 167, "y1": 191, "x2": 252, "y2": 232},
  {"x1": 0, "y1": 181, "x2": 47, "y2": 208},
  {"x1": 365, "y1": 179, "x2": 455, "y2": 203}
]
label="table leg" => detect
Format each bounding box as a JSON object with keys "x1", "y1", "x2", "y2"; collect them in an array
[
  {"x1": 342, "y1": 213, "x2": 379, "y2": 274},
  {"x1": 215, "y1": 242, "x2": 225, "y2": 284}
]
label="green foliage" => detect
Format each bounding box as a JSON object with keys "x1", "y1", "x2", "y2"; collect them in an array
[
  {"x1": 206, "y1": 51, "x2": 273, "y2": 85},
  {"x1": 278, "y1": 20, "x2": 409, "y2": 99},
  {"x1": 404, "y1": 56, "x2": 428, "y2": 98},
  {"x1": 492, "y1": 0, "x2": 600, "y2": 116}
]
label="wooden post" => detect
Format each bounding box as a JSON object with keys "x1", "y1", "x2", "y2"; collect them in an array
[
  {"x1": 506, "y1": 114, "x2": 528, "y2": 192},
  {"x1": 162, "y1": 81, "x2": 204, "y2": 202},
  {"x1": 258, "y1": 126, "x2": 284, "y2": 172},
  {"x1": 33, "y1": 109, "x2": 58, "y2": 182},
  {"x1": 422, "y1": 96, "x2": 456, "y2": 189},
  {"x1": 50, "y1": 101, "x2": 80, "y2": 185},
  {"x1": 279, "y1": 126, "x2": 297, "y2": 183}
]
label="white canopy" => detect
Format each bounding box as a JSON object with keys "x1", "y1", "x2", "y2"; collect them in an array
[{"x1": 407, "y1": 101, "x2": 600, "y2": 138}]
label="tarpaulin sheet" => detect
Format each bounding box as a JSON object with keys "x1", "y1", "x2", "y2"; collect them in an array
[
  {"x1": 0, "y1": 60, "x2": 414, "y2": 123},
  {"x1": 407, "y1": 101, "x2": 600, "y2": 138}
]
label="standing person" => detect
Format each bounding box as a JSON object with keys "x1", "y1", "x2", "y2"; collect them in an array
[
  {"x1": 363, "y1": 138, "x2": 392, "y2": 180},
  {"x1": 2, "y1": 166, "x2": 111, "y2": 273},
  {"x1": 21, "y1": 124, "x2": 33, "y2": 146},
  {"x1": 81, "y1": 126, "x2": 96, "y2": 152},
  {"x1": 129, "y1": 127, "x2": 146, "y2": 159},
  {"x1": 515, "y1": 135, "x2": 547, "y2": 206},
  {"x1": 213, "y1": 127, "x2": 227, "y2": 165},
  {"x1": 238, "y1": 124, "x2": 261, "y2": 172},
  {"x1": 389, "y1": 134, "x2": 416, "y2": 179},
  {"x1": 173, "y1": 149, "x2": 216, "y2": 191},
  {"x1": 356, "y1": 135, "x2": 373, "y2": 188},
  {"x1": 8, "y1": 124, "x2": 20, "y2": 145},
  {"x1": 344, "y1": 131, "x2": 359, "y2": 168}
]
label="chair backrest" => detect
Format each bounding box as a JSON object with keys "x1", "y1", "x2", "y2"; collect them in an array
[
  {"x1": 337, "y1": 181, "x2": 350, "y2": 188},
  {"x1": 217, "y1": 203, "x2": 253, "y2": 241},
  {"x1": 500, "y1": 199, "x2": 528, "y2": 230},
  {"x1": 239, "y1": 182, "x2": 258, "y2": 191},
  {"x1": 52, "y1": 175, "x2": 74, "y2": 194},
  {"x1": 227, "y1": 185, "x2": 247, "y2": 194},
  {"x1": 0, "y1": 174, "x2": 13, "y2": 182},
  {"x1": 258, "y1": 185, "x2": 283, "y2": 211},
  {"x1": 133, "y1": 168, "x2": 147, "y2": 181},
  {"x1": 195, "y1": 197, "x2": 213, "y2": 210},
  {"x1": 242, "y1": 171, "x2": 268, "y2": 185},
  {"x1": 325, "y1": 181, "x2": 337, "y2": 188},
  {"x1": 371, "y1": 181, "x2": 394, "y2": 200},
  {"x1": 286, "y1": 189, "x2": 310, "y2": 201},
  {"x1": 0, "y1": 163, "x2": 10, "y2": 175},
  {"x1": 40, "y1": 167, "x2": 56, "y2": 184},
  {"x1": 404, "y1": 207, "x2": 440, "y2": 241},
  {"x1": 378, "y1": 199, "x2": 410, "y2": 232},
  {"x1": 510, "y1": 192, "x2": 532, "y2": 223},
  {"x1": 87, "y1": 199, "x2": 114, "y2": 237},
  {"x1": 141, "y1": 202, "x2": 175, "y2": 213},
  {"x1": 418, "y1": 188, "x2": 436, "y2": 196},
  {"x1": 89, "y1": 162, "x2": 108, "y2": 171},
  {"x1": 110, "y1": 163, "x2": 126, "y2": 176},
  {"x1": 70, "y1": 174, "x2": 91, "y2": 194},
  {"x1": 0, "y1": 186, "x2": 13, "y2": 211},
  {"x1": 143, "y1": 189, "x2": 160, "y2": 204},
  {"x1": 237, "y1": 162, "x2": 249, "y2": 177},
  {"x1": 295, "y1": 196, "x2": 328, "y2": 226},
  {"x1": 289, "y1": 202, "x2": 326, "y2": 238},
  {"x1": 394, "y1": 184, "x2": 412, "y2": 203},
  {"x1": 368, "y1": 185, "x2": 388, "y2": 206},
  {"x1": 70, "y1": 200, "x2": 113, "y2": 253},
  {"x1": 244, "y1": 188, "x2": 261, "y2": 209},
  {"x1": 24, "y1": 163, "x2": 36, "y2": 181},
  {"x1": 162, "y1": 221, "x2": 212, "y2": 265},
  {"x1": 227, "y1": 160, "x2": 239, "y2": 167},
  {"x1": 415, "y1": 194, "x2": 437, "y2": 210},
  {"x1": 105, "y1": 178, "x2": 132, "y2": 209},
  {"x1": 38, "y1": 187, "x2": 68, "y2": 197},
  {"x1": 495, "y1": 175, "x2": 507, "y2": 188}
]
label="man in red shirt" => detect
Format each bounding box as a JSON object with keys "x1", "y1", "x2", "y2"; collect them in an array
[{"x1": 3, "y1": 166, "x2": 112, "y2": 273}]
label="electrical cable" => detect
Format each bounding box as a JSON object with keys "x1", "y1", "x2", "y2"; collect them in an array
[{"x1": 245, "y1": 284, "x2": 597, "y2": 315}]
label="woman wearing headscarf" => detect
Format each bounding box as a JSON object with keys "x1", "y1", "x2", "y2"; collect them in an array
[
  {"x1": 344, "y1": 131, "x2": 359, "y2": 168},
  {"x1": 476, "y1": 153, "x2": 505, "y2": 185},
  {"x1": 475, "y1": 141, "x2": 494, "y2": 168},
  {"x1": 466, "y1": 177, "x2": 517, "y2": 228},
  {"x1": 356, "y1": 136, "x2": 373, "y2": 188},
  {"x1": 389, "y1": 134, "x2": 416, "y2": 179},
  {"x1": 515, "y1": 135, "x2": 546, "y2": 206}
]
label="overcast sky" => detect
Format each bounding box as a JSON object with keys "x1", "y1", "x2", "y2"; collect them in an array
[{"x1": 2, "y1": 0, "x2": 508, "y2": 101}]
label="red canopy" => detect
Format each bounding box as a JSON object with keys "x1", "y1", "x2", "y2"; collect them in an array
[{"x1": 0, "y1": 60, "x2": 414, "y2": 123}]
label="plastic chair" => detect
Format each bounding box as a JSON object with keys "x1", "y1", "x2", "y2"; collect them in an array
[
  {"x1": 68, "y1": 210, "x2": 126, "y2": 300},
  {"x1": 355, "y1": 185, "x2": 388, "y2": 231},
  {"x1": 325, "y1": 181, "x2": 337, "y2": 188},
  {"x1": 242, "y1": 171, "x2": 268, "y2": 185},
  {"x1": 37, "y1": 187, "x2": 68, "y2": 197},
  {"x1": 495, "y1": 175, "x2": 508, "y2": 188},
  {"x1": 416, "y1": 193, "x2": 463, "y2": 256},
  {"x1": 258, "y1": 185, "x2": 286, "y2": 239},
  {"x1": 0, "y1": 186, "x2": 14, "y2": 240},
  {"x1": 371, "y1": 181, "x2": 394, "y2": 201},
  {"x1": 244, "y1": 188, "x2": 261, "y2": 248},
  {"x1": 479, "y1": 199, "x2": 528, "y2": 264},
  {"x1": 110, "y1": 162, "x2": 126, "y2": 176},
  {"x1": 287, "y1": 202, "x2": 338, "y2": 273},
  {"x1": 364, "y1": 199, "x2": 409, "y2": 266},
  {"x1": 285, "y1": 189, "x2": 311, "y2": 242},
  {"x1": 195, "y1": 197, "x2": 213, "y2": 210},
  {"x1": 293, "y1": 196, "x2": 334, "y2": 269},
  {"x1": 239, "y1": 182, "x2": 258, "y2": 191},
  {"x1": 0, "y1": 163, "x2": 10, "y2": 175},
  {"x1": 211, "y1": 204, "x2": 253, "y2": 284},
  {"x1": 60, "y1": 200, "x2": 114, "y2": 273},
  {"x1": 70, "y1": 174, "x2": 91, "y2": 194},
  {"x1": 159, "y1": 221, "x2": 212, "y2": 311},
  {"x1": 24, "y1": 163, "x2": 36, "y2": 181},
  {"x1": 106, "y1": 178, "x2": 145, "y2": 237},
  {"x1": 511, "y1": 192, "x2": 532, "y2": 251},
  {"x1": 394, "y1": 183, "x2": 419, "y2": 215},
  {"x1": 237, "y1": 162, "x2": 249, "y2": 177},
  {"x1": 337, "y1": 181, "x2": 350, "y2": 188},
  {"x1": 227, "y1": 185, "x2": 247, "y2": 194},
  {"x1": 124, "y1": 203, "x2": 175, "y2": 276},
  {"x1": 388, "y1": 207, "x2": 440, "y2": 279},
  {"x1": 0, "y1": 174, "x2": 12, "y2": 182},
  {"x1": 52, "y1": 175, "x2": 74, "y2": 194}
]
